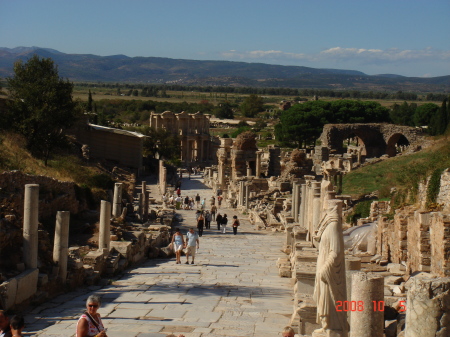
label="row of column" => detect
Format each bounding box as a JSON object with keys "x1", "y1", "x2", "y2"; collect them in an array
[
  {"x1": 23, "y1": 182, "x2": 124, "y2": 282},
  {"x1": 289, "y1": 178, "x2": 450, "y2": 336}
]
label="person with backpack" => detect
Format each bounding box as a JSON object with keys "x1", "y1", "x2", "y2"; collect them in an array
[
  {"x1": 221, "y1": 214, "x2": 228, "y2": 234},
  {"x1": 232, "y1": 215, "x2": 240, "y2": 235}
]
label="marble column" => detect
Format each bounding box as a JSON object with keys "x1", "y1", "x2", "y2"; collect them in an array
[
  {"x1": 239, "y1": 180, "x2": 245, "y2": 206},
  {"x1": 142, "y1": 181, "x2": 148, "y2": 221},
  {"x1": 292, "y1": 182, "x2": 299, "y2": 220},
  {"x1": 112, "y1": 183, "x2": 123, "y2": 217},
  {"x1": 404, "y1": 276, "x2": 450, "y2": 337},
  {"x1": 350, "y1": 272, "x2": 384, "y2": 337},
  {"x1": 299, "y1": 184, "x2": 307, "y2": 228},
  {"x1": 244, "y1": 183, "x2": 250, "y2": 209},
  {"x1": 137, "y1": 193, "x2": 143, "y2": 219},
  {"x1": 144, "y1": 191, "x2": 149, "y2": 221},
  {"x1": 23, "y1": 184, "x2": 39, "y2": 269},
  {"x1": 53, "y1": 211, "x2": 70, "y2": 281},
  {"x1": 312, "y1": 181, "x2": 322, "y2": 233},
  {"x1": 98, "y1": 200, "x2": 111, "y2": 251},
  {"x1": 306, "y1": 177, "x2": 315, "y2": 239}
]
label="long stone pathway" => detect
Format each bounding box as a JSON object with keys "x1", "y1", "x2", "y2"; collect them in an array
[{"x1": 25, "y1": 174, "x2": 293, "y2": 337}]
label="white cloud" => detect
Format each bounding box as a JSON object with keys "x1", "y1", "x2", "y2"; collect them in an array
[{"x1": 220, "y1": 47, "x2": 450, "y2": 64}]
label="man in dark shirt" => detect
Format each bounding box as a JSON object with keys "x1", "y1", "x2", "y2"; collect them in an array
[{"x1": 216, "y1": 213, "x2": 222, "y2": 231}]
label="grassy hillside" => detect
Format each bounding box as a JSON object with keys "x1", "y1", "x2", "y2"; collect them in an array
[
  {"x1": 342, "y1": 136, "x2": 450, "y2": 208},
  {"x1": 0, "y1": 133, "x2": 114, "y2": 193}
]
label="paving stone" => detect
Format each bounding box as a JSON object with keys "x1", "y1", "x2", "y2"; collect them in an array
[{"x1": 27, "y1": 175, "x2": 293, "y2": 336}]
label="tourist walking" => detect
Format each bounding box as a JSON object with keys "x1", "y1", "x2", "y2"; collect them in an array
[
  {"x1": 201, "y1": 197, "x2": 206, "y2": 210},
  {"x1": 205, "y1": 211, "x2": 211, "y2": 229},
  {"x1": 195, "y1": 193, "x2": 200, "y2": 207},
  {"x1": 171, "y1": 228, "x2": 185, "y2": 264},
  {"x1": 175, "y1": 195, "x2": 182, "y2": 210},
  {"x1": 217, "y1": 195, "x2": 223, "y2": 208},
  {"x1": 216, "y1": 212, "x2": 222, "y2": 231},
  {"x1": 210, "y1": 204, "x2": 217, "y2": 221},
  {"x1": 197, "y1": 212, "x2": 205, "y2": 237},
  {"x1": 221, "y1": 214, "x2": 228, "y2": 234},
  {"x1": 210, "y1": 195, "x2": 215, "y2": 206},
  {"x1": 184, "y1": 195, "x2": 190, "y2": 210},
  {"x1": 185, "y1": 227, "x2": 199, "y2": 264},
  {"x1": 232, "y1": 215, "x2": 240, "y2": 235},
  {"x1": 76, "y1": 295, "x2": 107, "y2": 337},
  {"x1": 189, "y1": 197, "x2": 194, "y2": 210}
]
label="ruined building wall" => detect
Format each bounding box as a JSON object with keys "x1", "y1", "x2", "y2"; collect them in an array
[
  {"x1": 430, "y1": 212, "x2": 450, "y2": 276},
  {"x1": 0, "y1": 171, "x2": 85, "y2": 219},
  {"x1": 376, "y1": 207, "x2": 450, "y2": 277},
  {"x1": 437, "y1": 169, "x2": 450, "y2": 210}
]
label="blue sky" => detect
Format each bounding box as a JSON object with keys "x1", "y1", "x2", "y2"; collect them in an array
[{"x1": 1, "y1": 0, "x2": 449, "y2": 77}]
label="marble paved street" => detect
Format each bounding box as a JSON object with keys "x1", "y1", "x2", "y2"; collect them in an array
[{"x1": 26, "y1": 175, "x2": 293, "y2": 337}]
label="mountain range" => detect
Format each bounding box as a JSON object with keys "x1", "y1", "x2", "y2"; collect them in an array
[{"x1": 1, "y1": 46, "x2": 449, "y2": 92}]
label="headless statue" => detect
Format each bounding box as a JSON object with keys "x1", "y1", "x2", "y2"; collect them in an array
[{"x1": 313, "y1": 199, "x2": 349, "y2": 337}]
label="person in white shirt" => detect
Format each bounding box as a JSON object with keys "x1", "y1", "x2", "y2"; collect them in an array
[{"x1": 185, "y1": 228, "x2": 200, "y2": 264}]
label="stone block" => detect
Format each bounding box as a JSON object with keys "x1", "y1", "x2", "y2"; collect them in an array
[
  {"x1": 15, "y1": 268, "x2": 39, "y2": 304},
  {"x1": 387, "y1": 263, "x2": 406, "y2": 275},
  {"x1": 279, "y1": 267, "x2": 291, "y2": 278},
  {"x1": 294, "y1": 267, "x2": 316, "y2": 295},
  {"x1": 38, "y1": 273, "x2": 48, "y2": 286},
  {"x1": 0, "y1": 277, "x2": 17, "y2": 310}
]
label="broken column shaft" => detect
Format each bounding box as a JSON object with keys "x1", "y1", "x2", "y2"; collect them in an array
[
  {"x1": 52, "y1": 211, "x2": 70, "y2": 281},
  {"x1": 350, "y1": 272, "x2": 384, "y2": 337},
  {"x1": 112, "y1": 183, "x2": 123, "y2": 217},
  {"x1": 23, "y1": 184, "x2": 39, "y2": 269},
  {"x1": 99, "y1": 200, "x2": 111, "y2": 251}
]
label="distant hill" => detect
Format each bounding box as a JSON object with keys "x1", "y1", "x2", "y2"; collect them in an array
[{"x1": 0, "y1": 46, "x2": 449, "y2": 92}]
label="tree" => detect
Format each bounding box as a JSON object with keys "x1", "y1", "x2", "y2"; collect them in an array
[
  {"x1": 240, "y1": 94, "x2": 264, "y2": 118},
  {"x1": 214, "y1": 101, "x2": 234, "y2": 119},
  {"x1": 413, "y1": 103, "x2": 439, "y2": 127},
  {"x1": 140, "y1": 126, "x2": 180, "y2": 163},
  {"x1": 86, "y1": 89, "x2": 93, "y2": 112},
  {"x1": 5, "y1": 55, "x2": 79, "y2": 165},
  {"x1": 389, "y1": 102, "x2": 415, "y2": 126}
]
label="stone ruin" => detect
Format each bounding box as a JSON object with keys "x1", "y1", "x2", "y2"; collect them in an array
[
  {"x1": 0, "y1": 170, "x2": 178, "y2": 311},
  {"x1": 203, "y1": 129, "x2": 450, "y2": 337}
]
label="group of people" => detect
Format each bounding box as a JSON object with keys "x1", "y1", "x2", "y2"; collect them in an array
[
  {"x1": 0, "y1": 311, "x2": 24, "y2": 337},
  {"x1": 163, "y1": 192, "x2": 224, "y2": 213}
]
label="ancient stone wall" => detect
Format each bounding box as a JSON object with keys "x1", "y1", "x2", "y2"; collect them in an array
[
  {"x1": 0, "y1": 171, "x2": 85, "y2": 220},
  {"x1": 430, "y1": 212, "x2": 450, "y2": 276},
  {"x1": 437, "y1": 168, "x2": 450, "y2": 209},
  {"x1": 319, "y1": 123, "x2": 426, "y2": 158},
  {"x1": 376, "y1": 207, "x2": 450, "y2": 277}
]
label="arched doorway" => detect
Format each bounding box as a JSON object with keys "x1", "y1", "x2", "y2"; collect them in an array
[{"x1": 386, "y1": 133, "x2": 410, "y2": 157}]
